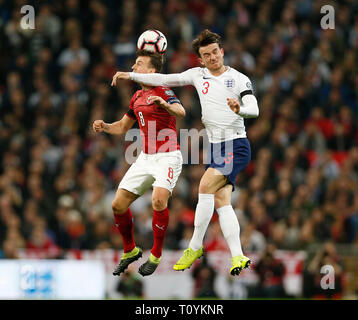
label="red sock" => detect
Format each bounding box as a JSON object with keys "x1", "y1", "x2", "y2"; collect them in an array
[
  {"x1": 114, "y1": 209, "x2": 135, "y2": 253},
  {"x1": 151, "y1": 207, "x2": 169, "y2": 258}
]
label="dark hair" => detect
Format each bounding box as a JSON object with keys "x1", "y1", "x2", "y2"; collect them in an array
[
  {"x1": 192, "y1": 29, "x2": 223, "y2": 57},
  {"x1": 136, "y1": 49, "x2": 164, "y2": 72}
]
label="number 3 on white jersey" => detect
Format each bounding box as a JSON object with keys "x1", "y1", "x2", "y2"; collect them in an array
[
  {"x1": 138, "y1": 111, "x2": 145, "y2": 126},
  {"x1": 202, "y1": 81, "x2": 210, "y2": 94}
]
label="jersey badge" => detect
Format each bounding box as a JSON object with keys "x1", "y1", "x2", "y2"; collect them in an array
[{"x1": 224, "y1": 78, "x2": 235, "y2": 89}]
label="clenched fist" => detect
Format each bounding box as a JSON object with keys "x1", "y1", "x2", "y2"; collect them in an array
[
  {"x1": 93, "y1": 120, "x2": 106, "y2": 132},
  {"x1": 227, "y1": 98, "x2": 240, "y2": 114}
]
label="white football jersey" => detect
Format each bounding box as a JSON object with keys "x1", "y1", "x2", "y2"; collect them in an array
[{"x1": 130, "y1": 66, "x2": 258, "y2": 143}]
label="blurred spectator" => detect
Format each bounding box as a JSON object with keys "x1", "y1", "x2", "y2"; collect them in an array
[
  {"x1": 248, "y1": 199, "x2": 272, "y2": 238},
  {"x1": 204, "y1": 219, "x2": 228, "y2": 252},
  {"x1": 113, "y1": 25, "x2": 136, "y2": 69},
  {"x1": 165, "y1": 197, "x2": 189, "y2": 249},
  {"x1": 192, "y1": 255, "x2": 218, "y2": 298},
  {"x1": 116, "y1": 266, "x2": 143, "y2": 298},
  {"x1": 284, "y1": 209, "x2": 302, "y2": 250},
  {"x1": 303, "y1": 241, "x2": 345, "y2": 299},
  {"x1": 85, "y1": 214, "x2": 112, "y2": 249},
  {"x1": 0, "y1": 238, "x2": 20, "y2": 259},
  {"x1": 249, "y1": 243, "x2": 286, "y2": 298},
  {"x1": 53, "y1": 208, "x2": 86, "y2": 249},
  {"x1": 346, "y1": 191, "x2": 358, "y2": 243},
  {"x1": 241, "y1": 221, "x2": 266, "y2": 254},
  {"x1": 133, "y1": 205, "x2": 154, "y2": 251},
  {"x1": 58, "y1": 36, "x2": 90, "y2": 68}
]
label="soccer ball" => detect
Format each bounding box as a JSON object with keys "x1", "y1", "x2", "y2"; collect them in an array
[{"x1": 137, "y1": 30, "x2": 167, "y2": 54}]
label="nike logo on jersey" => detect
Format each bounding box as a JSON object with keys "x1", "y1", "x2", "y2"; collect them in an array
[
  {"x1": 155, "y1": 224, "x2": 165, "y2": 230},
  {"x1": 203, "y1": 76, "x2": 211, "y2": 79}
]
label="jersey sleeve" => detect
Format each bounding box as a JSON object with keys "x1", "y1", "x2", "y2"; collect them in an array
[
  {"x1": 156, "y1": 87, "x2": 182, "y2": 105},
  {"x1": 125, "y1": 93, "x2": 138, "y2": 120},
  {"x1": 235, "y1": 73, "x2": 254, "y2": 99},
  {"x1": 129, "y1": 68, "x2": 196, "y2": 87},
  {"x1": 126, "y1": 108, "x2": 136, "y2": 119},
  {"x1": 238, "y1": 95, "x2": 259, "y2": 118}
]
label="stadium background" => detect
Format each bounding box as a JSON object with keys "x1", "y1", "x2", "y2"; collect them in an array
[{"x1": 0, "y1": 0, "x2": 358, "y2": 299}]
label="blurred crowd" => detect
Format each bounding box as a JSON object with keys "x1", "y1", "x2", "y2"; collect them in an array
[{"x1": 0, "y1": 0, "x2": 358, "y2": 298}]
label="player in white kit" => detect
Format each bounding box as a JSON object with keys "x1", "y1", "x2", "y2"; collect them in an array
[{"x1": 112, "y1": 30, "x2": 259, "y2": 276}]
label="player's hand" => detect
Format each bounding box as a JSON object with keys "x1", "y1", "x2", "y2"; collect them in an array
[
  {"x1": 227, "y1": 98, "x2": 240, "y2": 114},
  {"x1": 148, "y1": 95, "x2": 167, "y2": 108},
  {"x1": 93, "y1": 120, "x2": 106, "y2": 132},
  {"x1": 111, "y1": 71, "x2": 130, "y2": 86}
]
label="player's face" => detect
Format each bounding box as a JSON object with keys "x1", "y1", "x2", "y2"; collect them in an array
[
  {"x1": 198, "y1": 43, "x2": 224, "y2": 71},
  {"x1": 132, "y1": 56, "x2": 155, "y2": 74}
]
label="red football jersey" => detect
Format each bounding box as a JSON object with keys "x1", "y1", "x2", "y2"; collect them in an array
[{"x1": 126, "y1": 86, "x2": 181, "y2": 154}]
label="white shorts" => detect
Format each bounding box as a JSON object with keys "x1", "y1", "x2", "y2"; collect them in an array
[{"x1": 118, "y1": 150, "x2": 183, "y2": 196}]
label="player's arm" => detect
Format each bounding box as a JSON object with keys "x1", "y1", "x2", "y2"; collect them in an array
[
  {"x1": 93, "y1": 114, "x2": 136, "y2": 135},
  {"x1": 227, "y1": 95, "x2": 259, "y2": 118},
  {"x1": 111, "y1": 69, "x2": 194, "y2": 87},
  {"x1": 148, "y1": 95, "x2": 186, "y2": 118},
  {"x1": 228, "y1": 74, "x2": 259, "y2": 118}
]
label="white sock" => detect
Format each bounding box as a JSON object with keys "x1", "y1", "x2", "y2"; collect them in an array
[
  {"x1": 217, "y1": 205, "x2": 243, "y2": 257},
  {"x1": 189, "y1": 193, "x2": 215, "y2": 251}
]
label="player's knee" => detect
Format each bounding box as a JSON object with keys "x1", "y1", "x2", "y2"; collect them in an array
[
  {"x1": 199, "y1": 182, "x2": 211, "y2": 194},
  {"x1": 214, "y1": 195, "x2": 225, "y2": 209},
  {"x1": 111, "y1": 200, "x2": 127, "y2": 215},
  {"x1": 152, "y1": 197, "x2": 167, "y2": 211}
]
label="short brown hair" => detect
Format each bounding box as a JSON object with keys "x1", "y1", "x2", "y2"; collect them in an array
[
  {"x1": 136, "y1": 49, "x2": 164, "y2": 72},
  {"x1": 192, "y1": 29, "x2": 223, "y2": 57}
]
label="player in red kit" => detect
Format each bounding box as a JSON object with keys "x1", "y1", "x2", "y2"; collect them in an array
[{"x1": 93, "y1": 50, "x2": 185, "y2": 276}]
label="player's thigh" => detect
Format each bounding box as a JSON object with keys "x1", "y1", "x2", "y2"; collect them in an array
[
  {"x1": 112, "y1": 188, "x2": 139, "y2": 214},
  {"x1": 118, "y1": 155, "x2": 155, "y2": 197},
  {"x1": 152, "y1": 150, "x2": 183, "y2": 194},
  {"x1": 214, "y1": 184, "x2": 233, "y2": 209},
  {"x1": 199, "y1": 167, "x2": 228, "y2": 194},
  {"x1": 152, "y1": 187, "x2": 171, "y2": 211}
]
